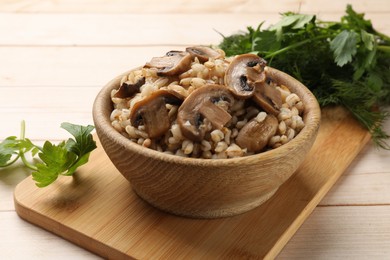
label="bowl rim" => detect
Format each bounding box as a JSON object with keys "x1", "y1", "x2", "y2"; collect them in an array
[{"x1": 93, "y1": 66, "x2": 321, "y2": 167}]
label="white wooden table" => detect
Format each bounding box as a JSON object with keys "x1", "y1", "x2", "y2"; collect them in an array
[{"x1": 1, "y1": 1, "x2": 389, "y2": 259}]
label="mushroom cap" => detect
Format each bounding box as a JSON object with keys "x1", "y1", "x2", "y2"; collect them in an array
[
  {"x1": 252, "y1": 80, "x2": 283, "y2": 116},
  {"x1": 177, "y1": 84, "x2": 235, "y2": 142},
  {"x1": 130, "y1": 89, "x2": 184, "y2": 138},
  {"x1": 185, "y1": 46, "x2": 222, "y2": 63},
  {"x1": 144, "y1": 51, "x2": 192, "y2": 76},
  {"x1": 236, "y1": 114, "x2": 278, "y2": 152},
  {"x1": 113, "y1": 77, "x2": 145, "y2": 99},
  {"x1": 224, "y1": 53, "x2": 267, "y2": 98}
]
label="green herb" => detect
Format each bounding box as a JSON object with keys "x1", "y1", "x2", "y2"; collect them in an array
[
  {"x1": 218, "y1": 5, "x2": 390, "y2": 148},
  {"x1": 0, "y1": 121, "x2": 97, "y2": 187}
]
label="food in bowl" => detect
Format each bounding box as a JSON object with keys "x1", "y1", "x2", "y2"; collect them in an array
[
  {"x1": 109, "y1": 46, "x2": 305, "y2": 159},
  {"x1": 93, "y1": 48, "x2": 320, "y2": 218}
]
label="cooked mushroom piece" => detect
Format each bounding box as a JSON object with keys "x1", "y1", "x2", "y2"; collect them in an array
[
  {"x1": 177, "y1": 84, "x2": 235, "y2": 142},
  {"x1": 236, "y1": 114, "x2": 278, "y2": 152},
  {"x1": 144, "y1": 51, "x2": 192, "y2": 76},
  {"x1": 130, "y1": 89, "x2": 184, "y2": 138},
  {"x1": 114, "y1": 77, "x2": 145, "y2": 98},
  {"x1": 224, "y1": 54, "x2": 267, "y2": 98},
  {"x1": 252, "y1": 80, "x2": 282, "y2": 116},
  {"x1": 185, "y1": 46, "x2": 222, "y2": 63}
]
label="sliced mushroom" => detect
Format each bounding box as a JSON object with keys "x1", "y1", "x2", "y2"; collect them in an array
[
  {"x1": 246, "y1": 63, "x2": 266, "y2": 84},
  {"x1": 114, "y1": 77, "x2": 145, "y2": 98},
  {"x1": 198, "y1": 99, "x2": 232, "y2": 130},
  {"x1": 130, "y1": 89, "x2": 184, "y2": 138},
  {"x1": 144, "y1": 51, "x2": 192, "y2": 76},
  {"x1": 224, "y1": 54, "x2": 267, "y2": 98},
  {"x1": 177, "y1": 84, "x2": 235, "y2": 142},
  {"x1": 185, "y1": 46, "x2": 222, "y2": 63},
  {"x1": 236, "y1": 114, "x2": 278, "y2": 152},
  {"x1": 252, "y1": 80, "x2": 282, "y2": 116}
]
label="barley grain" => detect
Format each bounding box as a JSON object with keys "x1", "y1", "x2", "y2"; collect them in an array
[
  {"x1": 286, "y1": 93, "x2": 300, "y2": 107},
  {"x1": 215, "y1": 141, "x2": 228, "y2": 153},
  {"x1": 287, "y1": 128, "x2": 295, "y2": 140},
  {"x1": 255, "y1": 112, "x2": 267, "y2": 123},
  {"x1": 226, "y1": 143, "x2": 244, "y2": 158},
  {"x1": 142, "y1": 138, "x2": 152, "y2": 147},
  {"x1": 278, "y1": 121, "x2": 287, "y2": 135},
  {"x1": 201, "y1": 140, "x2": 212, "y2": 151},
  {"x1": 211, "y1": 129, "x2": 224, "y2": 143},
  {"x1": 236, "y1": 118, "x2": 248, "y2": 129},
  {"x1": 182, "y1": 140, "x2": 194, "y2": 154}
]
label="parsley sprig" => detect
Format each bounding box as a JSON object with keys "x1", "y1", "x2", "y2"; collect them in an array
[
  {"x1": 0, "y1": 121, "x2": 97, "y2": 187},
  {"x1": 219, "y1": 5, "x2": 390, "y2": 148}
]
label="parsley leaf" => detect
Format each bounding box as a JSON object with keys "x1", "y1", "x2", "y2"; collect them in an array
[
  {"x1": 0, "y1": 121, "x2": 97, "y2": 187},
  {"x1": 33, "y1": 141, "x2": 77, "y2": 187},
  {"x1": 60, "y1": 122, "x2": 96, "y2": 176},
  {"x1": 269, "y1": 14, "x2": 315, "y2": 40},
  {"x1": 61, "y1": 122, "x2": 96, "y2": 158},
  {"x1": 0, "y1": 137, "x2": 19, "y2": 166},
  {"x1": 330, "y1": 30, "x2": 359, "y2": 67},
  {"x1": 361, "y1": 30, "x2": 374, "y2": 51}
]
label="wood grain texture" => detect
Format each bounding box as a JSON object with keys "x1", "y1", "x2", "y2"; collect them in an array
[
  {"x1": 278, "y1": 206, "x2": 390, "y2": 259},
  {"x1": 0, "y1": 211, "x2": 98, "y2": 259},
  {"x1": 14, "y1": 105, "x2": 369, "y2": 259},
  {"x1": 0, "y1": 47, "x2": 184, "y2": 86},
  {"x1": 1, "y1": 0, "x2": 389, "y2": 14},
  {"x1": 1, "y1": 13, "x2": 389, "y2": 46}
]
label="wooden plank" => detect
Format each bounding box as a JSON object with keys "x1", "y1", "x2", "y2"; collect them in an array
[
  {"x1": 0, "y1": 111, "x2": 94, "y2": 141},
  {"x1": 2, "y1": 206, "x2": 390, "y2": 259},
  {"x1": 278, "y1": 206, "x2": 390, "y2": 259},
  {"x1": 0, "y1": 86, "x2": 100, "y2": 112},
  {"x1": 348, "y1": 144, "x2": 390, "y2": 174},
  {"x1": 0, "y1": 13, "x2": 389, "y2": 46},
  {"x1": 0, "y1": 0, "x2": 389, "y2": 14},
  {"x1": 0, "y1": 211, "x2": 99, "y2": 259},
  {"x1": 13, "y1": 106, "x2": 371, "y2": 259},
  {"x1": 0, "y1": 13, "x2": 273, "y2": 46},
  {"x1": 321, "y1": 171, "x2": 390, "y2": 206},
  {"x1": 319, "y1": 139, "x2": 390, "y2": 205},
  {"x1": 0, "y1": 46, "x2": 184, "y2": 87},
  {"x1": 0, "y1": 163, "x2": 31, "y2": 211}
]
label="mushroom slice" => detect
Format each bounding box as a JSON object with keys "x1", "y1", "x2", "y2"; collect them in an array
[
  {"x1": 130, "y1": 89, "x2": 184, "y2": 138},
  {"x1": 177, "y1": 84, "x2": 235, "y2": 142},
  {"x1": 144, "y1": 51, "x2": 192, "y2": 76},
  {"x1": 198, "y1": 100, "x2": 232, "y2": 130},
  {"x1": 185, "y1": 46, "x2": 222, "y2": 63},
  {"x1": 252, "y1": 80, "x2": 282, "y2": 116},
  {"x1": 114, "y1": 77, "x2": 145, "y2": 98},
  {"x1": 236, "y1": 114, "x2": 278, "y2": 152},
  {"x1": 224, "y1": 54, "x2": 267, "y2": 98}
]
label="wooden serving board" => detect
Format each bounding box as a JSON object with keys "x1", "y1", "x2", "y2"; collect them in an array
[{"x1": 14, "y1": 107, "x2": 370, "y2": 259}]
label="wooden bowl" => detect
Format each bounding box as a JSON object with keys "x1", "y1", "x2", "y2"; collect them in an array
[{"x1": 92, "y1": 67, "x2": 321, "y2": 218}]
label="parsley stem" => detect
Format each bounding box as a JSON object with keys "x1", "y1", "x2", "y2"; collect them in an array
[
  {"x1": 264, "y1": 34, "x2": 330, "y2": 59},
  {"x1": 20, "y1": 120, "x2": 26, "y2": 140},
  {"x1": 374, "y1": 29, "x2": 390, "y2": 43},
  {"x1": 19, "y1": 120, "x2": 38, "y2": 171},
  {"x1": 377, "y1": 45, "x2": 390, "y2": 53},
  {"x1": 19, "y1": 151, "x2": 37, "y2": 171}
]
